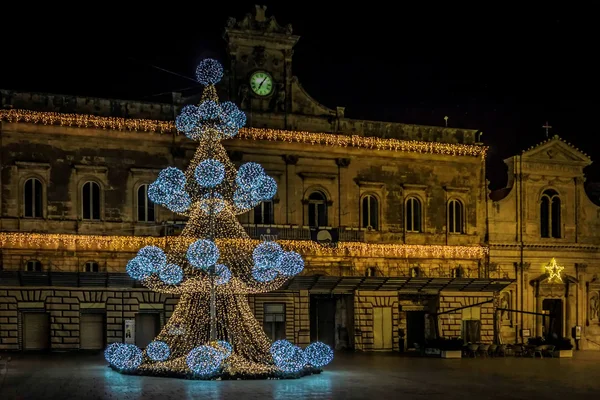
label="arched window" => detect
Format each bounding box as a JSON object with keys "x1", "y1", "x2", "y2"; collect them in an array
[
  {"x1": 254, "y1": 200, "x2": 274, "y2": 224},
  {"x1": 137, "y1": 184, "x2": 155, "y2": 222},
  {"x1": 410, "y1": 267, "x2": 421, "y2": 277},
  {"x1": 366, "y1": 267, "x2": 376, "y2": 277},
  {"x1": 540, "y1": 189, "x2": 561, "y2": 238},
  {"x1": 24, "y1": 178, "x2": 43, "y2": 218},
  {"x1": 308, "y1": 191, "x2": 328, "y2": 227},
  {"x1": 448, "y1": 199, "x2": 464, "y2": 234},
  {"x1": 82, "y1": 181, "x2": 101, "y2": 220},
  {"x1": 405, "y1": 197, "x2": 422, "y2": 232},
  {"x1": 26, "y1": 260, "x2": 42, "y2": 272},
  {"x1": 84, "y1": 261, "x2": 100, "y2": 272},
  {"x1": 361, "y1": 195, "x2": 379, "y2": 230}
]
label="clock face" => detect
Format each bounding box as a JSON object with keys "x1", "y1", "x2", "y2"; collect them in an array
[{"x1": 249, "y1": 71, "x2": 273, "y2": 96}]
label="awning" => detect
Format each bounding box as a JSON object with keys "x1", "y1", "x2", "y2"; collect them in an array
[{"x1": 281, "y1": 275, "x2": 515, "y2": 294}]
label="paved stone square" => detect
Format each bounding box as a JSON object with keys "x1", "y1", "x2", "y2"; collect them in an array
[{"x1": 0, "y1": 351, "x2": 599, "y2": 399}]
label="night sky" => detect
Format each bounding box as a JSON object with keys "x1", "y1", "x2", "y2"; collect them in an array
[{"x1": 1, "y1": 4, "x2": 597, "y2": 190}]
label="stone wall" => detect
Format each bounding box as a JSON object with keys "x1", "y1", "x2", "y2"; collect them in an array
[
  {"x1": 438, "y1": 292, "x2": 495, "y2": 342},
  {"x1": 0, "y1": 288, "x2": 309, "y2": 351}
]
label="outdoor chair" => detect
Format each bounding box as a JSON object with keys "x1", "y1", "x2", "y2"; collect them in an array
[
  {"x1": 477, "y1": 344, "x2": 490, "y2": 357},
  {"x1": 533, "y1": 345, "x2": 548, "y2": 358},
  {"x1": 488, "y1": 344, "x2": 498, "y2": 356},
  {"x1": 466, "y1": 344, "x2": 479, "y2": 358}
]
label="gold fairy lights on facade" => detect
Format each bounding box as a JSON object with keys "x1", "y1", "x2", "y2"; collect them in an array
[
  {"x1": 0, "y1": 109, "x2": 488, "y2": 158},
  {"x1": 0, "y1": 232, "x2": 488, "y2": 259}
]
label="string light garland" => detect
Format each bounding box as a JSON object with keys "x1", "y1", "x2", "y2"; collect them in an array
[
  {"x1": 0, "y1": 232, "x2": 489, "y2": 259},
  {"x1": 0, "y1": 109, "x2": 488, "y2": 158}
]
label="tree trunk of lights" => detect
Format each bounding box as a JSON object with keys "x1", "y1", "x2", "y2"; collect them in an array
[{"x1": 210, "y1": 278, "x2": 216, "y2": 341}]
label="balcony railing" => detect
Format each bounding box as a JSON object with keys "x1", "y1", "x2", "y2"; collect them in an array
[{"x1": 241, "y1": 225, "x2": 365, "y2": 242}]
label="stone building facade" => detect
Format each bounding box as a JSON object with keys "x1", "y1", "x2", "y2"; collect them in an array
[{"x1": 2, "y1": 5, "x2": 595, "y2": 353}]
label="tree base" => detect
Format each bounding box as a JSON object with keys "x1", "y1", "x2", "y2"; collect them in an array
[{"x1": 110, "y1": 363, "x2": 323, "y2": 380}]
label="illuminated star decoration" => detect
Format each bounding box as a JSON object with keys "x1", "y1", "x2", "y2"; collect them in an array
[{"x1": 544, "y1": 258, "x2": 564, "y2": 283}]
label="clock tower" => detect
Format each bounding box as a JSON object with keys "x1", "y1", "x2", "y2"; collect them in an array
[{"x1": 223, "y1": 5, "x2": 299, "y2": 121}]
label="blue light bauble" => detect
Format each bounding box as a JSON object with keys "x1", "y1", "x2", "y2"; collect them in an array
[
  {"x1": 257, "y1": 175, "x2": 277, "y2": 200},
  {"x1": 104, "y1": 342, "x2": 120, "y2": 363},
  {"x1": 166, "y1": 191, "x2": 191, "y2": 213},
  {"x1": 146, "y1": 340, "x2": 171, "y2": 362},
  {"x1": 220, "y1": 101, "x2": 246, "y2": 128},
  {"x1": 215, "y1": 340, "x2": 233, "y2": 358},
  {"x1": 270, "y1": 340, "x2": 306, "y2": 374},
  {"x1": 159, "y1": 263, "x2": 184, "y2": 285},
  {"x1": 175, "y1": 105, "x2": 200, "y2": 137},
  {"x1": 198, "y1": 100, "x2": 221, "y2": 120},
  {"x1": 275, "y1": 251, "x2": 304, "y2": 277},
  {"x1": 137, "y1": 246, "x2": 167, "y2": 273},
  {"x1": 199, "y1": 193, "x2": 225, "y2": 215},
  {"x1": 148, "y1": 181, "x2": 169, "y2": 205},
  {"x1": 236, "y1": 162, "x2": 266, "y2": 190},
  {"x1": 252, "y1": 266, "x2": 278, "y2": 282},
  {"x1": 214, "y1": 264, "x2": 231, "y2": 285},
  {"x1": 109, "y1": 343, "x2": 143, "y2": 371},
  {"x1": 187, "y1": 239, "x2": 220, "y2": 270},
  {"x1": 233, "y1": 188, "x2": 261, "y2": 210},
  {"x1": 270, "y1": 339, "x2": 294, "y2": 355},
  {"x1": 305, "y1": 341, "x2": 334, "y2": 368},
  {"x1": 195, "y1": 59, "x2": 224, "y2": 86},
  {"x1": 186, "y1": 345, "x2": 222, "y2": 376},
  {"x1": 126, "y1": 256, "x2": 153, "y2": 280},
  {"x1": 252, "y1": 241, "x2": 284, "y2": 269},
  {"x1": 158, "y1": 167, "x2": 186, "y2": 190},
  {"x1": 195, "y1": 159, "x2": 225, "y2": 188}
]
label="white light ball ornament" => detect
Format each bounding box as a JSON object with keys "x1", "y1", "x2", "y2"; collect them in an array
[
  {"x1": 137, "y1": 246, "x2": 167, "y2": 272},
  {"x1": 195, "y1": 58, "x2": 224, "y2": 86},
  {"x1": 187, "y1": 239, "x2": 220, "y2": 270},
  {"x1": 126, "y1": 256, "x2": 153, "y2": 280},
  {"x1": 252, "y1": 241, "x2": 284, "y2": 270},
  {"x1": 214, "y1": 264, "x2": 231, "y2": 285},
  {"x1": 305, "y1": 341, "x2": 333, "y2": 368},
  {"x1": 236, "y1": 162, "x2": 265, "y2": 190},
  {"x1": 146, "y1": 340, "x2": 171, "y2": 362},
  {"x1": 276, "y1": 251, "x2": 304, "y2": 277},
  {"x1": 195, "y1": 159, "x2": 225, "y2": 188},
  {"x1": 159, "y1": 263, "x2": 184, "y2": 285},
  {"x1": 186, "y1": 345, "x2": 223, "y2": 376}
]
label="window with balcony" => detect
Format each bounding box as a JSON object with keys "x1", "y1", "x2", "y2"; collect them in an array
[
  {"x1": 254, "y1": 200, "x2": 274, "y2": 224},
  {"x1": 447, "y1": 199, "x2": 464, "y2": 234},
  {"x1": 26, "y1": 260, "x2": 42, "y2": 272},
  {"x1": 137, "y1": 184, "x2": 155, "y2": 222},
  {"x1": 82, "y1": 181, "x2": 101, "y2": 220},
  {"x1": 361, "y1": 195, "x2": 379, "y2": 230},
  {"x1": 84, "y1": 261, "x2": 100, "y2": 272},
  {"x1": 24, "y1": 178, "x2": 43, "y2": 218},
  {"x1": 405, "y1": 197, "x2": 422, "y2": 232},
  {"x1": 308, "y1": 191, "x2": 328, "y2": 227}
]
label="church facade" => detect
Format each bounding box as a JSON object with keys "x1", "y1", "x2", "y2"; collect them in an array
[{"x1": 0, "y1": 6, "x2": 598, "y2": 353}]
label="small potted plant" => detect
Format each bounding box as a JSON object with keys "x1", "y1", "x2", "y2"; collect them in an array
[
  {"x1": 551, "y1": 337, "x2": 574, "y2": 358},
  {"x1": 439, "y1": 337, "x2": 463, "y2": 359}
]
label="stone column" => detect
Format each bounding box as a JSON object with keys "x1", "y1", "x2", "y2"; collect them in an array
[
  {"x1": 535, "y1": 282, "x2": 543, "y2": 338},
  {"x1": 282, "y1": 155, "x2": 300, "y2": 225}
]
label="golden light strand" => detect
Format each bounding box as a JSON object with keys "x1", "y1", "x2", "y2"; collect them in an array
[
  {"x1": 0, "y1": 109, "x2": 488, "y2": 158},
  {"x1": 0, "y1": 232, "x2": 488, "y2": 259}
]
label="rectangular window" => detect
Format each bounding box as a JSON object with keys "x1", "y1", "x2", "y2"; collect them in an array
[{"x1": 263, "y1": 303, "x2": 286, "y2": 341}]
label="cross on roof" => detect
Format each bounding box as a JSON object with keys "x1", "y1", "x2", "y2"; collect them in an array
[{"x1": 542, "y1": 121, "x2": 552, "y2": 138}]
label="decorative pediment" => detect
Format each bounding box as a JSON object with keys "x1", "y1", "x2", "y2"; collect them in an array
[{"x1": 522, "y1": 135, "x2": 591, "y2": 165}]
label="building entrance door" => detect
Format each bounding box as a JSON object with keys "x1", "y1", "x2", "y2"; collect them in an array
[
  {"x1": 406, "y1": 311, "x2": 425, "y2": 349},
  {"x1": 310, "y1": 296, "x2": 336, "y2": 348},
  {"x1": 135, "y1": 313, "x2": 160, "y2": 349},
  {"x1": 543, "y1": 299, "x2": 563, "y2": 339},
  {"x1": 373, "y1": 307, "x2": 393, "y2": 350}
]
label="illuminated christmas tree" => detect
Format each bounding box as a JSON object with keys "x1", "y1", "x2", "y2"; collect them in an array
[{"x1": 104, "y1": 59, "x2": 333, "y2": 379}]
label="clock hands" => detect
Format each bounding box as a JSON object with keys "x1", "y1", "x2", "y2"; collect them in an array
[{"x1": 257, "y1": 77, "x2": 267, "y2": 90}]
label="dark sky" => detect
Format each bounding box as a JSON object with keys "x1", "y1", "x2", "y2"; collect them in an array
[{"x1": 1, "y1": 4, "x2": 598, "y2": 190}]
